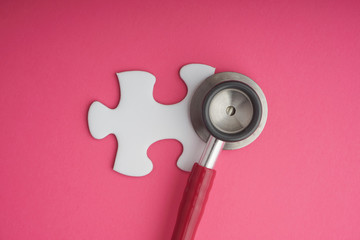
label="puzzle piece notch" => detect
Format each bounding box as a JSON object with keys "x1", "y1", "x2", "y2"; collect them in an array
[
  {"x1": 89, "y1": 71, "x2": 156, "y2": 140},
  {"x1": 88, "y1": 64, "x2": 216, "y2": 176}
]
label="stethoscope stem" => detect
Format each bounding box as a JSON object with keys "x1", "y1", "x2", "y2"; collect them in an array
[{"x1": 199, "y1": 135, "x2": 224, "y2": 169}]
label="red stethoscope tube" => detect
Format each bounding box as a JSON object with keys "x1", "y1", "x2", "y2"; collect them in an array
[
  {"x1": 172, "y1": 163, "x2": 216, "y2": 240},
  {"x1": 172, "y1": 136, "x2": 224, "y2": 240}
]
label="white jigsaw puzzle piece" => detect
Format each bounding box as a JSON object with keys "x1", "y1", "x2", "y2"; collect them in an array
[{"x1": 88, "y1": 64, "x2": 216, "y2": 176}]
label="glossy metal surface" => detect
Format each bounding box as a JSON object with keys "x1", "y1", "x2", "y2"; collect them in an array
[
  {"x1": 208, "y1": 88, "x2": 253, "y2": 134},
  {"x1": 190, "y1": 72, "x2": 268, "y2": 150},
  {"x1": 199, "y1": 136, "x2": 224, "y2": 169}
]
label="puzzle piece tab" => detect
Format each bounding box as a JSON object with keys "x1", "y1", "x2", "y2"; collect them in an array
[{"x1": 88, "y1": 64, "x2": 215, "y2": 176}]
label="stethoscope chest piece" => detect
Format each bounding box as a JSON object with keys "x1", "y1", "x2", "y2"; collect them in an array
[{"x1": 190, "y1": 72, "x2": 268, "y2": 150}]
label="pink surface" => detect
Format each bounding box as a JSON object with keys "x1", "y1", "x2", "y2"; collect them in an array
[{"x1": 1, "y1": 0, "x2": 360, "y2": 239}]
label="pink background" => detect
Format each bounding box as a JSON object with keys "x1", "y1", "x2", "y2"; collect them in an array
[{"x1": 1, "y1": 0, "x2": 360, "y2": 239}]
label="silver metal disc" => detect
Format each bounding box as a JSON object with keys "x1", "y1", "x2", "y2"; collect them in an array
[
  {"x1": 190, "y1": 72, "x2": 268, "y2": 150},
  {"x1": 209, "y1": 88, "x2": 254, "y2": 134}
]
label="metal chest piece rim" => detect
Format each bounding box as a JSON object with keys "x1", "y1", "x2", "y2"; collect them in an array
[{"x1": 190, "y1": 72, "x2": 268, "y2": 150}]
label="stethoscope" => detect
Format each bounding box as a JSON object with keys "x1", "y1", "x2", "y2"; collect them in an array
[{"x1": 172, "y1": 72, "x2": 268, "y2": 240}]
